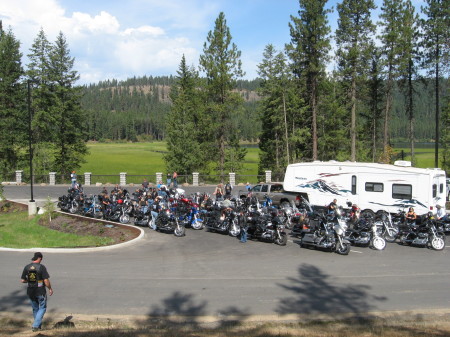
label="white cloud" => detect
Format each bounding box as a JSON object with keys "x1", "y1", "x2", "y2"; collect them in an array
[{"x1": 0, "y1": 0, "x2": 206, "y2": 84}]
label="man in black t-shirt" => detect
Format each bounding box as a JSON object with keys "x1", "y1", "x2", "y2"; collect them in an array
[{"x1": 21, "y1": 252, "x2": 53, "y2": 332}]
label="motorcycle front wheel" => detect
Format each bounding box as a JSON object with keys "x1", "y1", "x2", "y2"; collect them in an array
[
  {"x1": 371, "y1": 236, "x2": 386, "y2": 250},
  {"x1": 69, "y1": 201, "x2": 78, "y2": 214},
  {"x1": 228, "y1": 220, "x2": 240, "y2": 237},
  {"x1": 191, "y1": 219, "x2": 204, "y2": 230},
  {"x1": 335, "y1": 242, "x2": 350, "y2": 255},
  {"x1": 119, "y1": 214, "x2": 130, "y2": 224},
  {"x1": 275, "y1": 232, "x2": 287, "y2": 246},
  {"x1": 174, "y1": 226, "x2": 185, "y2": 237},
  {"x1": 384, "y1": 227, "x2": 399, "y2": 243},
  {"x1": 430, "y1": 235, "x2": 445, "y2": 251}
]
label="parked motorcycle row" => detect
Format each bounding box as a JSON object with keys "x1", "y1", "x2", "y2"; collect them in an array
[{"x1": 57, "y1": 186, "x2": 449, "y2": 254}]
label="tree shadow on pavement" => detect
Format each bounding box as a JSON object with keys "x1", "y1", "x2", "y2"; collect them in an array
[{"x1": 276, "y1": 263, "x2": 386, "y2": 317}]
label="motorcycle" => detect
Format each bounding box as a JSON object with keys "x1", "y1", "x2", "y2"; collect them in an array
[
  {"x1": 204, "y1": 202, "x2": 241, "y2": 237},
  {"x1": 299, "y1": 208, "x2": 351, "y2": 255},
  {"x1": 81, "y1": 195, "x2": 103, "y2": 219},
  {"x1": 398, "y1": 212, "x2": 445, "y2": 250},
  {"x1": 176, "y1": 197, "x2": 204, "y2": 230},
  {"x1": 154, "y1": 201, "x2": 186, "y2": 237},
  {"x1": 246, "y1": 209, "x2": 287, "y2": 245},
  {"x1": 345, "y1": 214, "x2": 386, "y2": 250}
]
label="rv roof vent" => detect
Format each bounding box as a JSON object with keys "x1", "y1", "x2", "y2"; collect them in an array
[{"x1": 394, "y1": 160, "x2": 412, "y2": 167}]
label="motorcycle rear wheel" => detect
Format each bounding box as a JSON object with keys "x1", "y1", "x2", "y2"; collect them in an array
[
  {"x1": 430, "y1": 235, "x2": 445, "y2": 251},
  {"x1": 335, "y1": 242, "x2": 350, "y2": 255},
  {"x1": 275, "y1": 232, "x2": 287, "y2": 246},
  {"x1": 174, "y1": 226, "x2": 185, "y2": 237},
  {"x1": 371, "y1": 236, "x2": 386, "y2": 250}
]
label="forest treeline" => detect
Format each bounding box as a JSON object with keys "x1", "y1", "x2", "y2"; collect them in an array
[
  {"x1": 80, "y1": 76, "x2": 261, "y2": 143},
  {"x1": 80, "y1": 75, "x2": 448, "y2": 144}
]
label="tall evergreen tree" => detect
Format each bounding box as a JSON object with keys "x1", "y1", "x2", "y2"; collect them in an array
[
  {"x1": 398, "y1": 0, "x2": 420, "y2": 165},
  {"x1": 199, "y1": 12, "x2": 245, "y2": 179},
  {"x1": 47, "y1": 31, "x2": 87, "y2": 175},
  {"x1": 378, "y1": 0, "x2": 405, "y2": 162},
  {"x1": 442, "y1": 91, "x2": 450, "y2": 172},
  {"x1": 257, "y1": 44, "x2": 304, "y2": 178},
  {"x1": 335, "y1": 0, "x2": 376, "y2": 161},
  {"x1": 287, "y1": 0, "x2": 331, "y2": 161},
  {"x1": 421, "y1": 0, "x2": 450, "y2": 167},
  {"x1": 0, "y1": 24, "x2": 25, "y2": 178},
  {"x1": 165, "y1": 55, "x2": 205, "y2": 177}
]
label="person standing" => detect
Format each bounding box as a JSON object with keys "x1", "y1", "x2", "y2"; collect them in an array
[
  {"x1": 172, "y1": 171, "x2": 178, "y2": 188},
  {"x1": 70, "y1": 171, "x2": 77, "y2": 188},
  {"x1": 20, "y1": 252, "x2": 53, "y2": 332}
]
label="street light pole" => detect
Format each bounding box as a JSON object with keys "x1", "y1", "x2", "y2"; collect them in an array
[{"x1": 27, "y1": 80, "x2": 36, "y2": 215}]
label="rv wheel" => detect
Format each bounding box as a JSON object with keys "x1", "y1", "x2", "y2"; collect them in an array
[{"x1": 361, "y1": 209, "x2": 375, "y2": 219}]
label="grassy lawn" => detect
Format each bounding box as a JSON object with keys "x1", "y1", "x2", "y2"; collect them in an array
[
  {"x1": 394, "y1": 147, "x2": 443, "y2": 168},
  {"x1": 76, "y1": 142, "x2": 444, "y2": 186},
  {"x1": 0, "y1": 211, "x2": 113, "y2": 248},
  {"x1": 78, "y1": 142, "x2": 261, "y2": 184}
]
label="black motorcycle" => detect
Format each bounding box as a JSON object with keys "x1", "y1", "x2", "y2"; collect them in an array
[
  {"x1": 204, "y1": 203, "x2": 241, "y2": 237},
  {"x1": 345, "y1": 214, "x2": 386, "y2": 250},
  {"x1": 154, "y1": 201, "x2": 186, "y2": 237},
  {"x1": 299, "y1": 209, "x2": 351, "y2": 255},
  {"x1": 398, "y1": 212, "x2": 445, "y2": 250},
  {"x1": 246, "y1": 210, "x2": 287, "y2": 245}
]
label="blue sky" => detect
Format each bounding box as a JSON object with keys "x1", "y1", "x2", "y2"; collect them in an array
[{"x1": 0, "y1": 0, "x2": 426, "y2": 85}]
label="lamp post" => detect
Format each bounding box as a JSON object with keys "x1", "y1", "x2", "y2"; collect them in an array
[{"x1": 27, "y1": 80, "x2": 36, "y2": 216}]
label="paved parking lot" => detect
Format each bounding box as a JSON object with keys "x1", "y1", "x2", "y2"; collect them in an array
[{"x1": 1, "y1": 185, "x2": 450, "y2": 319}]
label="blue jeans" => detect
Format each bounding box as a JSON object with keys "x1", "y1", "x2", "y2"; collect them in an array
[
  {"x1": 30, "y1": 294, "x2": 47, "y2": 328},
  {"x1": 150, "y1": 211, "x2": 158, "y2": 230},
  {"x1": 240, "y1": 227, "x2": 247, "y2": 242}
]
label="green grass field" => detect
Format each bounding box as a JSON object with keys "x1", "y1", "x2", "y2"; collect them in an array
[
  {"x1": 78, "y1": 142, "x2": 261, "y2": 184},
  {"x1": 77, "y1": 142, "x2": 444, "y2": 185}
]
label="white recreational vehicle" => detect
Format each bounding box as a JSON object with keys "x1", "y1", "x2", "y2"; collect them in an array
[{"x1": 283, "y1": 161, "x2": 447, "y2": 215}]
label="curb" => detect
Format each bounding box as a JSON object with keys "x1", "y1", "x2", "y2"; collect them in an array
[{"x1": 0, "y1": 200, "x2": 145, "y2": 253}]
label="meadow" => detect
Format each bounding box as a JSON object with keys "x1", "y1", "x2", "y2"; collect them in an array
[{"x1": 77, "y1": 142, "x2": 444, "y2": 185}]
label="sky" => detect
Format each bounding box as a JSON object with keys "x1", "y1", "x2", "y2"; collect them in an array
[{"x1": 0, "y1": 0, "x2": 426, "y2": 85}]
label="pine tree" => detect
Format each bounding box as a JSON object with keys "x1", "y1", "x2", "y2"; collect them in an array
[
  {"x1": 257, "y1": 44, "x2": 304, "y2": 177},
  {"x1": 335, "y1": 0, "x2": 376, "y2": 161},
  {"x1": 164, "y1": 55, "x2": 206, "y2": 177},
  {"x1": 47, "y1": 32, "x2": 87, "y2": 175},
  {"x1": 287, "y1": 0, "x2": 331, "y2": 161},
  {"x1": 398, "y1": 0, "x2": 420, "y2": 165},
  {"x1": 421, "y1": 0, "x2": 450, "y2": 167},
  {"x1": 378, "y1": 0, "x2": 406, "y2": 161},
  {"x1": 199, "y1": 12, "x2": 245, "y2": 179},
  {"x1": 0, "y1": 24, "x2": 25, "y2": 178}
]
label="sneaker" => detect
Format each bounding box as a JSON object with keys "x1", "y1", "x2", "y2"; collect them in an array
[{"x1": 32, "y1": 327, "x2": 41, "y2": 332}]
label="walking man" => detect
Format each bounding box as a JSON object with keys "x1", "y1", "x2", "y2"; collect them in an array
[{"x1": 21, "y1": 252, "x2": 53, "y2": 332}]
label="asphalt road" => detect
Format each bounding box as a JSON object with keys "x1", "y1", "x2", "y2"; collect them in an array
[{"x1": 1, "y1": 185, "x2": 450, "y2": 321}]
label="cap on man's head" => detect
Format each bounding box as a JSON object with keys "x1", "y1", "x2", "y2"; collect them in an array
[
  {"x1": 32, "y1": 252, "x2": 43, "y2": 261},
  {"x1": 436, "y1": 204, "x2": 442, "y2": 209}
]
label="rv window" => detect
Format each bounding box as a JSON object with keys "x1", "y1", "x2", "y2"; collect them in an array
[
  {"x1": 261, "y1": 185, "x2": 268, "y2": 193},
  {"x1": 392, "y1": 184, "x2": 412, "y2": 199},
  {"x1": 432, "y1": 184, "x2": 437, "y2": 198},
  {"x1": 365, "y1": 182, "x2": 384, "y2": 192},
  {"x1": 440, "y1": 184, "x2": 444, "y2": 194},
  {"x1": 351, "y1": 176, "x2": 356, "y2": 195}
]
